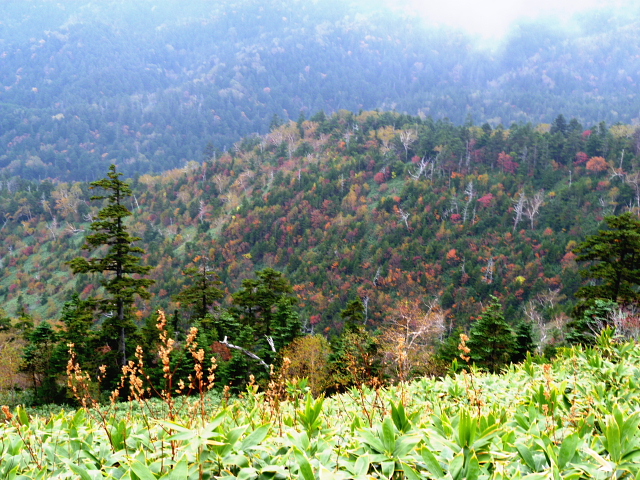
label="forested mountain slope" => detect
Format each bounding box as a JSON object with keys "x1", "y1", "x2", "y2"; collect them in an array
[
  {"x1": 1, "y1": 111, "x2": 639, "y2": 335},
  {"x1": 1, "y1": 0, "x2": 640, "y2": 180}
]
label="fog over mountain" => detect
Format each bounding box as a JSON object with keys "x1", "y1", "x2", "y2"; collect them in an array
[{"x1": 1, "y1": 0, "x2": 640, "y2": 180}]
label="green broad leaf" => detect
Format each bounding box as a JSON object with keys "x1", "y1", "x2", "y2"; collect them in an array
[
  {"x1": 165, "y1": 455, "x2": 188, "y2": 480},
  {"x1": 465, "y1": 453, "x2": 480, "y2": 480},
  {"x1": 394, "y1": 434, "x2": 421, "y2": 458},
  {"x1": 420, "y1": 447, "x2": 445, "y2": 479},
  {"x1": 223, "y1": 454, "x2": 250, "y2": 468},
  {"x1": 621, "y1": 448, "x2": 640, "y2": 462},
  {"x1": 558, "y1": 433, "x2": 580, "y2": 469},
  {"x1": 261, "y1": 465, "x2": 289, "y2": 476},
  {"x1": 236, "y1": 467, "x2": 258, "y2": 480},
  {"x1": 225, "y1": 425, "x2": 249, "y2": 449},
  {"x1": 622, "y1": 412, "x2": 640, "y2": 444},
  {"x1": 605, "y1": 416, "x2": 622, "y2": 462},
  {"x1": 289, "y1": 431, "x2": 311, "y2": 452},
  {"x1": 471, "y1": 423, "x2": 499, "y2": 451},
  {"x1": 515, "y1": 444, "x2": 537, "y2": 472},
  {"x1": 450, "y1": 452, "x2": 465, "y2": 480},
  {"x1": 72, "y1": 408, "x2": 86, "y2": 428},
  {"x1": 354, "y1": 455, "x2": 370, "y2": 476},
  {"x1": 16, "y1": 406, "x2": 29, "y2": 427},
  {"x1": 130, "y1": 460, "x2": 158, "y2": 480},
  {"x1": 391, "y1": 401, "x2": 411, "y2": 433},
  {"x1": 381, "y1": 417, "x2": 397, "y2": 454},
  {"x1": 582, "y1": 446, "x2": 614, "y2": 473},
  {"x1": 4, "y1": 465, "x2": 19, "y2": 480},
  {"x1": 520, "y1": 474, "x2": 551, "y2": 480},
  {"x1": 293, "y1": 447, "x2": 315, "y2": 480},
  {"x1": 381, "y1": 460, "x2": 395, "y2": 479},
  {"x1": 400, "y1": 463, "x2": 422, "y2": 480},
  {"x1": 68, "y1": 463, "x2": 94, "y2": 480},
  {"x1": 240, "y1": 424, "x2": 271, "y2": 451},
  {"x1": 359, "y1": 429, "x2": 385, "y2": 454},
  {"x1": 154, "y1": 419, "x2": 193, "y2": 433},
  {"x1": 166, "y1": 430, "x2": 198, "y2": 442}
]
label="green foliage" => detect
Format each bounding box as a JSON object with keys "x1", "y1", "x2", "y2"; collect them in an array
[
  {"x1": 67, "y1": 164, "x2": 154, "y2": 372},
  {"x1": 173, "y1": 255, "x2": 223, "y2": 321},
  {"x1": 574, "y1": 212, "x2": 640, "y2": 307},
  {"x1": 20, "y1": 321, "x2": 62, "y2": 404},
  {"x1": 329, "y1": 326, "x2": 382, "y2": 391},
  {"x1": 4, "y1": 330, "x2": 640, "y2": 478},
  {"x1": 341, "y1": 297, "x2": 366, "y2": 332},
  {"x1": 230, "y1": 268, "x2": 301, "y2": 368},
  {"x1": 466, "y1": 296, "x2": 516, "y2": 373},
  {"x1": 567, "y1": 298, "x2": 618, "y2": 346}
]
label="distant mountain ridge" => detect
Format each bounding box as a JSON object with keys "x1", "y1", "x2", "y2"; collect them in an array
[{"x1": 1, "y1": 0, "x2": 640, "y2": 181}]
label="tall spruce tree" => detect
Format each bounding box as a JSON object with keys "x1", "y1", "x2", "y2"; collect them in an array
[
  {"x1": 466, "y1": 296, "x2": 516, "y2": 373},
  {"x1": 68, "y1": 165, "x2": 153, "y2": 367}
]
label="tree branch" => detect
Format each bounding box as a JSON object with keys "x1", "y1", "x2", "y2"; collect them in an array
[{"x1": 221, "y1": 336, "x2": 270, "y2": 371}]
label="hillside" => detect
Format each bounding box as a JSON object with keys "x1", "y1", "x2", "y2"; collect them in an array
[
  {"x1": 2, "y1": 0, "x2": 640, "y2": 180},
  {"x1": 1, "y1": 111, "x2": 638, "y2": 337}
]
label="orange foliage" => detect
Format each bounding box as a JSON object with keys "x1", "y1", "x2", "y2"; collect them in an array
[{"x1": 586, "y1": 156, "x2": 609, "y2": 172}]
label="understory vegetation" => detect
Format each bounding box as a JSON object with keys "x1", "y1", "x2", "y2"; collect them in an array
[{"x1": 2, "y1": 329, "x2": 640, "y2": 479}]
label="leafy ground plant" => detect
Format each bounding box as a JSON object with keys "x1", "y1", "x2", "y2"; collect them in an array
[{"x1": 3, "y1": 328, "x2": 640, "y2": 479}]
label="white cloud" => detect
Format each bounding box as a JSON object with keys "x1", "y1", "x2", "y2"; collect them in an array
[{"x1": 397, "y1": 0, "x2": 625, "y2": 39}]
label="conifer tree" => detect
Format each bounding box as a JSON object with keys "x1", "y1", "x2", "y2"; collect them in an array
[
  {"x1": 68, "y1": 164, "x2": 153, "y2": 367},
  {"x1": 174, "y1": 255, "x2": 223, "y2": 321},
  {"x1": 466, "y1": 296, "x2": 516, "y2": 373}
]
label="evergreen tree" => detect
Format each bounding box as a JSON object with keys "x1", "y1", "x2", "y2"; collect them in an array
[
  {"x1": 574, "y1": 212, "x2": 640, "y2": 309},
  {"x1": 341, "y1": 297, "x2": 365, "y2": 332},
  {"x1": 229, "y1": 268, "x2": 301, "y2": 375},
  {"x1": 173, "y1": 255, "x2": 223, "y2": 321},
  {"x1": 466, "y1": 296, "x2": 516, "y2": 373},
  {"x1": 21, "y1": 321, "x2": 61, "y2": 404},
  {"x1": 512, "y1": 320, "x2": 537, "y2": 363},
  {"x1": 68, "y1": 164, "x2": 154, "y2": 368}
]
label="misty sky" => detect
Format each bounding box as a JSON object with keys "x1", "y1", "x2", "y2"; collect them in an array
[{"x1": 399, "y1": 0, "x2": 628, "y2": 40}]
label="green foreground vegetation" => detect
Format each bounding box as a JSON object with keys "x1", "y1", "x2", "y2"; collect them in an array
[{"x1": 2, "y1": 329, "x2": 640, "y2": 479}]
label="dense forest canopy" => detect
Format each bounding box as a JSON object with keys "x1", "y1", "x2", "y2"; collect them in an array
[
  {"x1": 1, "y1": 0, "x2": 640, "y2": 180},
  {"x1": 1, "y1": 110, "x2": 640, "y2": 341}
]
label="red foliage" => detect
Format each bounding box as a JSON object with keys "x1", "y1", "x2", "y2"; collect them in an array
[
  {"x1": 574, "y1": 151, "x2": 589, "y2": 165},
  {"x1": 497, "y1": 152, "x2": 519, "y2": 174},
  {"x1": 374, "y1": 171, "x2": 386, "y2": 184},
  {"x1": 477, "y1": 193, "x2": 494, "y2": 208},
  {"x1": 450, "y1": 213, "x2": 462, "y2": 223}
]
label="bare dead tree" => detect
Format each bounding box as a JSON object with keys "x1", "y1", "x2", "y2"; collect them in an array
[
  {"x1": 65, "y1": 222, "x2": 84, "y2": 235},
  {"x1": 398, "y1": 208, "x2": 410, "y2": 230},
  {"x1": 625, "y1": 171, "x2": 640, "y2": 213},
  {"x1": 197, "y1": 200, "x2": 208, "y2": 223},
  {"x1": 462, "y1": 181, "x2": 475, "y2": 224},
  {"x1": 45, "y1": 216, "x2": 58, "y2": 240},
  {"x1": 398, "y1": 130, "x2": 417, "y2": 161},
  {"x1": 484, "y1": 257, "x2": 495, "y2": 284},
  {"x1": 525, "y1": 190, "x2": 544, "y2": 229},
  {"x1": 373, "y1": 266, "x2": 382, "y2": 286},
  {"x1": 513, "y1": 191, "x2": 526, "y2": 232},
  {"x1": 409, "y1": 156, "x2": 430, "y2": 180}
]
